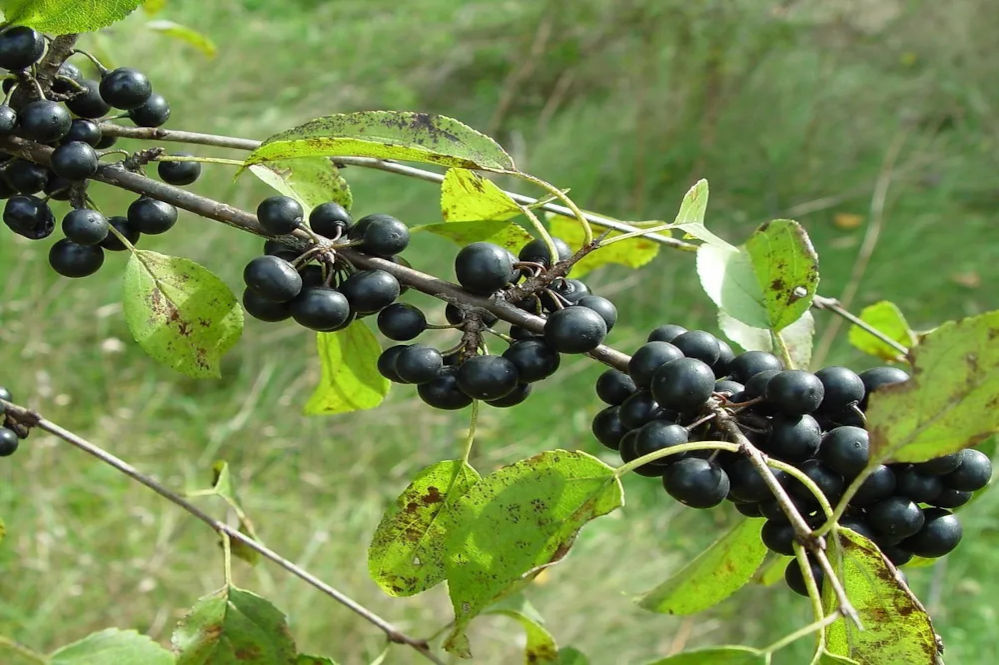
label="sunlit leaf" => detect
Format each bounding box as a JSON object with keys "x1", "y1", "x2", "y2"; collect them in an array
[
  {"x1": 643, "y1": 646, "x2": 765, "y2": 665},
  {"x1": 249, "y1": 158, "x2": 352, "y2": 212},
  {"x1": 2, "y1": 0, "x2": 142, "y2": 32},
  {"x1": 50, "y1": 629, "x2": 173, "y2": 665},
  {"x1": 549, "y1": 215, "x2": 661, "y2": 277},
  {"x1": 146, "y1": 20, "x2": 217, "y2": 58},
  {"x1": 304, "y1": 324, "x2": 389, "y2": 415},
  {"x1": 848, "y1": 300, "x2": 915, "y2": 361},
  {"x1": 719, "y1": 311, "x2": 814, "y2": 369},
  {"x1": 440, "y1": 168, "x2": 520, "y2": 222},
  {"x1": 413, "y1": 220, "x2": 533, "y2": 252}
]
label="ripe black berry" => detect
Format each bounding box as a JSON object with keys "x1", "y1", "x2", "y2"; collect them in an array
[
  {"x1": 618, "y1": 390, "x2": 660, "y2": 429},
  {"x1": 662, "y1": 458, "x2": 731, "y2": 508},
  {"x1": 868, "y1": 496, "x2": 925, "y2": 541},
  {"x1": 0, "y1": 26, "x2": 44, "y2": 70},
  {"x1": 62, "y1": 208, "x2": 109, "y2": 245},
  {"x1": 742, "y1": 369, "x2": 780, "y2": 399},
  {"x1": 377, "y1": 345, "x2": 407, "y2": 382},
  {"x1": 290, "y1": 287, "x2": 351, "y2": 331},
  {"x1": 765, "y1": 414, "x2": 821, "y2": 462},
  {"x1": 540, "y1": 279, "x2": 590, "y2": 310},
  {"x1": 789, "y1": 460, "x2": 844, "y2": 505},
  {"x1": 257, "y1": 196, "x2": 303, "y2": 235},
  {"x1": 128, "y1": 93, "x2": 171, "y2": 127},
  {"x1": 100, "y1": 67, "x2": 153, "y2": 109},
  {"x1": 633, "y1": 421, "x2": 689, "y2": 466},
  {"x1": 0, "y1": 427, "x2": 18, "y2": 456},
  {"x1": 727, "y1": 456, "x2": 784, "y2": 503},
  {"x1": 5, "y1": 159, "x2": 48, "y2": 194},
  {"x1": 714, "y1": 379, "x2": 743, "y2": 396},
  {"x1": 127, "y1": 197, "x2": 178, "y2": 235},
  {"x1": 243, "y1": 255, "x2": 302, "y2": 302},
  {"x1": 242, "y1": 289, "x2": 292, "y2": 322},
  {"x1": 4, "y1": 195, "x2": 54, "y2": 239},
  {"x1": 157, "y1": 153, "x2": 202, "y2": 185},
  {"x1": 647, "y1": 324, "x2": 687, "y2": 343},
  {"x1": 485, "y1": 383, "x2": 531, "y2": 408},
  {"x1": 543, "y1": 305, "x2": 607, "y2": 353},
  {"x1": 395, "y1": 345, "x2": 445, "y2": 384},
  {"x1": 418, "y1": 367, "x2": 473, "y2": 410},
  {"x1": 785, "y1": 558, "x2": 823, "y2": 597},
  {"x1": 629, "y1": 342, "x2": 683, "y2": 388},
  {"x1": 943, "y1": 448, "x2": 992, "y2": 491},
  {"x1": 63, "y1": 119, "x2": 103, "y2": 146},
  {"x1": 48, "y1": 239, "x2": 104, "y2": 277},
  {"x1": 902, "y1": 508, "x2": 962, "y2": 558},
  {"x1": 50, "y1": 141, "x2": 99, "y2": 180},
  {"x1": 454, "y1": 241, "x2": 515, "y2": 294},
  {"x1": 850, "y1": 464, "x2": 897, "y2": 507},
  {"x1": 18, "y1": 100, "x2": 72, "y2": 143},
  {"x1": 818, "y1": 426, "x2": 869, "y2": 478},
  {"x1": 444, "y1": 303, "x2": 498, "y2": 327},
  {"x1": 456, "y1": 355, "x2": 519, "y2": 400},
  {"x1": 650, "y1": 357, "x2": 715, "y2": 412},
  {"x1": 894, "y1": 466, "x2": 943, "y2": 503},
  {"x1": 916, "y1": 453, "x2": 962, "y2": 476},
  {"x1": 592, "y1": 406, "x2": 627, "y2": 450},
  {"x1": 377, "y1": 303, "x2": 427, "y2": 340},
  {"x1": 339, "y1": 269, "x2": 400, "y2": 314},
  {"x1": 0, "y1": 105, "x2": 16, "y2": 134},
  {"x1": 518, "y1": 236, "x2": 572, "y2": 267},
  {"x1": 355, "y1": 214, "x2": 409, "y2": 257},
  {"x1": 595, "y1": 369, "x2": 636, "y2": 405},
  {"x1": 762, "y1": 518, "x2": 795, "y2": 555},
  {"x1": 728, "y1": 350, "x2": 783, "y2": 384},
  {"x1": 576, "y1": 295, "x2": 617, "y2": 331},
  {"x1": 766, "y1": 370, "x2": 824, "y2": 415},
  {"x1": 815, "y1": 366, "x2": 865, "y2": 412},
  {"x1": 66, "y1": 79, "x2": 111, "y2": 118},
  {"x1": 502, "y1": 338, "x2": 560, "y2": 383},
  {"x1": 309, "y1": 201, "x2": 352, "y2": 238},
  {"x1": 100, "y1": 216, "x2": 141, "y2": 251},
  {"x1": 859, "y1": 366, "x2": 910, "y2": 409},
  {"x1": 671, "y1": 330, "x2": 721, "y2": 365}
]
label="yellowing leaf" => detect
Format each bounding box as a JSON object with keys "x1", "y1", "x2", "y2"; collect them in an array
[
  {"x1": 441, "y1": 168, "x2": 520, "y2": 222},
  {"x1": 848, "y1": 300, "x2": 914, "y2": 361},
  {"x1": 146, "y1": 20, "x2": 217, "y2": 58},
  {"x1": 413, "y1": 220, "x2": 533, "y2": 252},
  {"x1": 249, "y1": 157, "x2": 352, "y2": 212},
  {"x1": 549, "y1": 215, "x2": 661, "y2": 277},
  {"x1": 304, "y1": 324, "x2": 389, "y2": 415}
]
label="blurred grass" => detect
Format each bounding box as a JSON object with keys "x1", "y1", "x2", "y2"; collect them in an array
[{"x1": 0, "y1": 0, "x2": 997, "y2": 663}]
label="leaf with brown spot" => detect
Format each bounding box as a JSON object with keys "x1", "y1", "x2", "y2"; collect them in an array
[
  {"x1": 823, "y1": 528, "x2": 939, "y2": 664},
  {"x1": 867, "y1": 309, "x2": 999, "y2": 462},
  {"x1": 442, "y1": 450, "x2": 622, "y2": 656},
  {"x1": 172, "y1": 586, "x2": 296, "y2": 665},
  {"x1": 249, "y1": 157, "x2": 352, "y2": 212},
  {"x1": 123, "y1": 251, "x2": 242, "y2": 379},
  {"x1": 485, "y1": 602, "x2": 562, "y2": 665},
  {"x1": 638, "y1": 518, "x2": 767, "y2": 615},
  {"x1": 368, "y1": 460, "x2": 480, "y2": 597},
  {"x1": 413, "y1": 220, "x2": 534, "y2": 252},
  {"x1": 440, "y1": 168, "x2": 521, "y2": 222}
]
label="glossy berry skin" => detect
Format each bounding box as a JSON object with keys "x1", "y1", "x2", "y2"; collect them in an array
[
  {"x1": 18, "y1": 100, "x2": 72, "y2": 143},
  {"x1": 298, "y1": 264, "x2": 325, "y2": 289},
  {"x1": 339, "y1": 269, "x2": 400, "y2": 314},
  {"x1": 502, "y1": 338, "x2": 560, "y2": 383},
  {"x1": 766, "y1": 370, "x2": 825, "y2": 415},
  {"x1": 50, "y1": 141, "x2": 99, "y2": 180},
  {"x1": 395, "y1": 345, "x2": 444, "y2": 384},
  {"x1": 157, "y1": 153, "x2": 202, "y2": 185},
  {"x1": 789, "y1": 460, "x2": 844, "y2": 504},
  {"x1": 444, "y1": 303, "x2": 498, "y2": 327},
  {"x1": 671, "y1": 330, "x2": 721, "y2": 365},
  {"x1": 618, "y1": 431, "x2": 667, "y2": 478},
  {"x1": 628, "y1": 341, "x2": 683, "y2": 388},
  {"x1": 418, "y1": 367, "x2": 473, "y2": 410},
  {"x1": 486, "y1": 382, "x2": 531, "y2": 408},
  {"x1": 785, "y1": 558, "x2": 823, "y2": 597},
  {"x1": 713, "y1": 340, "x2": 735, "y2": 377},
  {"x1": 540, "y1": 279, "x2": 590, "y2": 310},
  {"x1": 100, "y1": 216, "x2": 141, "y2": 251},
  {"x1": 766, "y1": 414, "x2": 821, "y2": 462},
  {"x1": 727, "y1": 350, "x2": 783, "y2": 384},
  {"x1": 815, "y1": 366, "x2": 865, "y2": 411},
  {"x1": 591, "y1": 406, "x2": 627, "y2": 450},
  {"x1": 376, "y1": 303, "x2": 426, "y2": 340},
  {"x1": 62, "y1": 208, "x2": 109, "y2": 245},
  {"x1": 355, "y1": 214, "x2": 409, "y2": 257},
  {"x1": 818, "y1": 426, "x2": 869, "y2": 477},
  {"x1": 454, "y1": 242, "x2": 515, "y2": 294},
  {"x1": 595, "y1": 369, "x2": 636, "y2": 405},
  {"x1": 0, "y1": 26, "x2": 44, "y2": 70},
  {"x1": 762, "y1": 518, "x2": 795, "y2": 555},
  {"x1": 727, "y1": 456, "x2": 784, "y2": 503},
  {"x1": 850, "y1": 464, "x2": 897, "y2": 507},
  {"x1": 127, "y1": 197, "x2": 178, "y2": 235},
  {"x1": 5, "y1": 159, "x2": 48, "y2": 193},
  {"x1": 576, "y1": 295, "x2": 617, "y2": 331},
  {"x1": 930, "y1": 488, "x2": 972, "y2": 509},
  {"x1": 662, "y1": 458, "x2": 730, "y2": 508},
  {"x1": 257, "y1": 196, "x2": 303, "y2": 235},
  {"x1": 714, "y1": 379, "x2": 743, "y2": 396},
  {"x1": 243, "y1": 255, "x2": 302, "y2": 302},
  {"x1": 290, "y1": 287, "x2": 351, "y2": 331},
  {"x1": 902, "y1": 508, "x2": 962, "y2": 558},
  {"x1": 743, "y1": 369, "x2": 780, "y2": 399},
  {"x1": 868, "y1": 496, "x2": 925, "y2": 541},
  {"x1": 66, "y1": 79, "x2": 111, "y2": 118},
  {"x1": 377, "y1": 345, "x2": 407, "y2": 382},
  {"x1": 456, "y1": 355, "x2": 519, "y2": 400},
  {"x1": 647, "y1": 324, "x2": 687, "y2": 343},
  {"x1": 916, "y1": 453, "x2": 962, "y2": 476},
  {"x1": 0, "y1": 105, "x2": 16, "y2": 134},
  {"x1": 0, "y1": 427, "x2": 18, "y2": 456},
  {"x1": 894, "y1": 466, "x2": 943, "y2": 503},
  {"x1": 48, "y1": 239, "x2": 104, "y2": 277},
  {"x1": 543, "y1": 306, "x2": 607, "y2": 353},
  {"x1": 943, "y1": 448, "x2": 992, "y2": 491},
  {"x1": 0, "y1": 386, "x2": 11, "y2": 402},
  {"x1": 618, "y1": 390, "x2": 660, "y2": 430},
  {"x1": 242, "y1": 289, "x2": 291, "y2": 322},
  {"x1": 63, "y1": 119, "x2": 103, "y2": 146},
  {"x1": 650, "y1": 357, "x2": 715, "y2": 413},
  {"x1": 100, "y1": 67, "x2": 152, "y2": 109},
  {"x1": 518, "y1": 236, "x2": 572, "y2": 267},
  {"x1": 43, "y1": 174, "x2": 72, "y2": 201},
  {"x1": 309, "y1": 202, "x2": 352, "y2": 238},
  {"x1": 4, "y1": 195, "x2": 54, "y2": 239},
  {"x1": 128, "y1": 93, "x2": 171, "y2": 127},
  {"x1": 859, "y1": 366, "x2": 910, "y2": 409},
  {"x1": 633, "y1": 421, "x2": 689, "y2": 466}
]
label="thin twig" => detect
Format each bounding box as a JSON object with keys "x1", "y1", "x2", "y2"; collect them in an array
[{"x1": 0, "y1": 400, "x2": 447, "y2": 665}]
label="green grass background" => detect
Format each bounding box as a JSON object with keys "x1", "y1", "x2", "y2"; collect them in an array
[{"x1": 1, "y1": 0, "x2": 998, "y2": 663}]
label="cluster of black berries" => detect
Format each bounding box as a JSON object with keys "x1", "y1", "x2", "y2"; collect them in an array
[
  {"x1": 374, "y1": 236, "x2": 616, "y2": 411},
  {"x1": 0, "y1": 26, "x2": 202, "y2": 277},
  {"x1": 591, "y1": 326, "x2": 992, "y2": 595},
  {"x1": 0, "y1": 385, "x2": 25, "y2": 457},
  {"x1": 243, "y1": 198, "x2": 408, "y2": 333}
]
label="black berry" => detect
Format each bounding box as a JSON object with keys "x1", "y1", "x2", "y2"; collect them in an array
[
  {"x1": 157, "y1": 153, "x2": 202, "y2": 185},
  {"x1": 309, "y1": 201, "x2": 352, "y2": 238},
  {"x1": 418, "y1": 367, "x2": 473, "y2": 410},
  {"x1": 943, "y1": 448, "x2": 991, "y2": 491},
  {"x1": 543, "y1": 305, "x2": 607, "y2": 353},
  {"x1": 100, "y1": 216, "x2": 141, "y2": 251},
  {"x1": 766, "y1": 370, "x2": 824, "y2": 415},
  {"x1": 518, "y1": 236, "x2": 572, "y2": 267},
  {"x1": 815, "y1": 366, "x2": 865, "y2": 412},
  {"x1": 728, "y1": 350, "x2": 783, "y2": 384},
  {"x1": 0, "y1": 427, "x2": 19, "y2": 456},
  {"x1": 377, "y1": 303, "x2": 427, "y2": 340},
  {"x1": 454, "y1": 241, "x2": 515, "y2": 294},
  {"x1": 257, "y1": 196, "x2": 304, "y2": 235},
  {"x1": 502, "y1": 338, "x2": 560, "y2": 383},
  {"x1": 243, "y1": 255, "x2": 302, "y2": 302},
  {"x1": 4, "y1": 195, "x2": 54, "y2": 239},
  {"x1": 0, "y1": 26, "x2": 44, "y2": 70},
  {"x1": 595, "y1": 369, "x2": 636, "y2": 405},
  {"x1": 290, "y1": 287, "x2": 351, "y2": 331},
  {"x1": 18, "y1": 100, "x2": 72, "y2": 143},
  {"x1": 647, "y1": 324, "x2": 687, "y2": 343},
  {"x1": 576, "y1": 295, "x2": 617, "y2": 331},
  {"x1": 66, "y1": 79, "x2": 111, "y2": 119},
  {"x1": 128, "y1": 93, "x2": 171, "y2": 127},
  {"x1": 902, "y1": 508, "x2": 962, "y2": 558},
  {"x1": 456, "y1": 355, "x2": 519, "y2": 400},
  {"x1": 50, "y1": 141, "x2": 99, "y2": 180},
  {"x1": 649, "y1": 357, "x2": 715, "y2": 412},
  {"x1": 127, "y1": 197, "x2": 178, "y2": 235},
  {"x1": 48, "y1": 239, "x2": 104, "y2": 277},
  {"x1": 629, "y1": 341, "x2": 683, "y2": 388},
  {"x1": 62, "y1": 208, "x2": 109, "y2": 245},
  {"x1": 339, "y1": 269, "x2": 400, "y2": 314},
  {"x1": 592, "y1": 406, "x2": 627, "y2": 450},
  {"x1": 868, "y1": 496, "x2": 925, "y2": 541},
  {"x1": 818, "y1": 426, "x2": 869, "y2": 478},
  {"x1": 242, "y1": 289, "x2": 292, "y2": 322},
  {"x1": 662, "y1": 458, "x2": 730, "y2": 508},
  {"x1": 100, "y1": 67, "x2": 153, "y2": 110},
  {"x1": 63, "y1": 119, "x2": 103, "y2": 146},
  {"x1": 355, "y1": 214, "x2": 409, "y2": 257},
  {"x1": 859, "y1": 366, "x2": 910, "y2": 409},
  {"x1": 395, "y1": 345, "x2": 445, "y2": 384}
]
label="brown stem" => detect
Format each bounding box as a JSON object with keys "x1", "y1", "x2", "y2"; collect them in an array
[{"x1": 36, "y1": 34, "x2": 80, "y2": 94}]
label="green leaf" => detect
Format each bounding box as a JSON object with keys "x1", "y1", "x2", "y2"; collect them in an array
[
  {"x1": 368, "y1": 460, "x2": 481, "y2": 597},
  {"x1": 413, "y1": 220, "x2": 533, "y2": 252},
  {"x1": 248, "y1": 158, "x2": 352, "y2": 212},
  {"x1": 554, "y1": 647, "x2": 590, "y2": 664},
  {"x1": 50, "y1": 628, "x2": 174, "y2": 665},
  {"x1": 146, "y1": 20, "x2": 217, "y2": 58},
  {"x1": 303, "y1": 324, "x2": 389, "y2": 415},
  {"x1": 142, "y1": 0, "x2": 167, "y2": 15},
  {"x1": 549, "y1": 215, "x2": 661, "y2": 277},
  {"x1": 1, "y1": 0, "x2": 142, "y2": 32},
  {"x1": 172, "y1": 586, "x2": 296, "y2": 665},
  {"x1": 824, "y1": 529, "x2": 939, "y2": 665},
  {"x1": 754, "y1": 555, "x2": 786, "y2": 587},
  {"x1": 815, "y1": 650, "x2": 859, "y2": 665},
  {"x1": 295, "y1": 657, "x2": 337, "y2": 665},
  {"x1": 205, "y1": 461, "x2": 261, "y2": 566},
  {"x1": 122, "y1": 250, "x2": 243, "y2": 379},
  {"x1": 442, "y1": 450, "x2": 623, "y2": 656},
  {"x1": 848, "y1": 300, "x2": 915, "y2": 361},
  {"x1": 867, "y1": 309, "x2": 999, "y2": 462},
  {"x1": 487, "y1": 609, "x2": 559, "y2": 665},
  {"x1": 669, "y1": 180, "x2": 719, "y2": 245},
  {"x1": 245, "y1": 112, "x2": 514, "y2": 172},
  {"x1": 0, "y1": 518, "x2": 5, "y2": 545},
  {"x1": 638, "y1": 518, "x2": 767, "y2": 615},
  {"x1": 644, "y1": 646, "x2": 766, "y2": 665},
  {"x1": 719, "y1": 311, "x2": 815, "y2": 369},
  {"x1": 440, "y1": 168, "x2": 521, "y2": 222}
]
